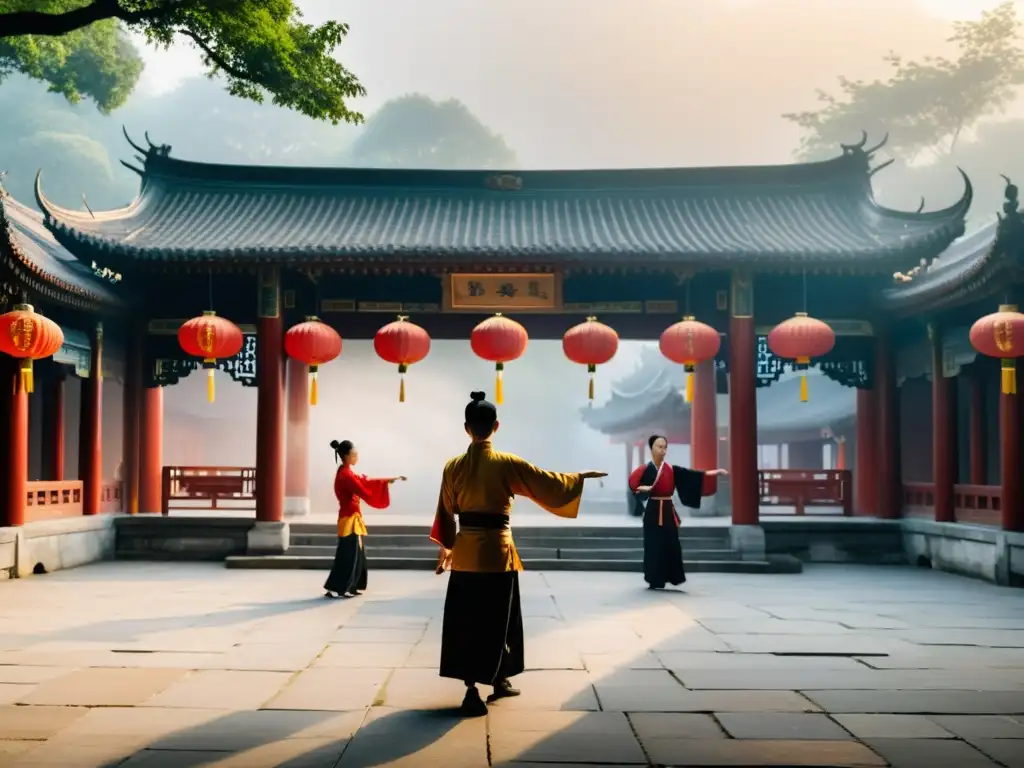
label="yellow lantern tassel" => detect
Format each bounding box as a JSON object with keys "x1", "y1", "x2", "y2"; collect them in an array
[
  {"x1": 399, "y1": 374, "x2": 406, "y2": 403},
  {"x1": 685, "y1": 372, "x2": 694, "y2": 404},
  {"x1": 800, "y1": 374, "x2": 809, "y2": 402},
  {"x1": 18, "y1": 359, "x2": 33, "y2": 394},
  {"x1": 206, "y1": 368, "x2": 215, "y2": 403},
  {"x1": 495, "y1": 366, "x2": 504, "y2": 405},
  {"x1": 588, "y1": 364, "x2": 596, "y2": 400},
  {"x1": 310, "y1": 370, "x2": 319, "y2": 406},
  {"x1": 1002, "y1": 359, "x2": 1017, "y2": 395}
]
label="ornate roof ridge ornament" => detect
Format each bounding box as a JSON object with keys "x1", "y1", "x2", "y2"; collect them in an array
[{"x1": 484, "y1": 173, "x2": 523, "y2": 192}]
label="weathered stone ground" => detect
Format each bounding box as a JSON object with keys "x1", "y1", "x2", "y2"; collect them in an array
[{"x1": 0, "y1": 562, "x2": 1023, "y2": 767}]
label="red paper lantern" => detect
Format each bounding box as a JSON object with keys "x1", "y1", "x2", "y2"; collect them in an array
[
  {"x1": 659, "y1": 316, "x2": 721, "y2": 404},
  {"x1": 970, "y1": 303, "x2": 1024, "y2": 395},
  {"x1": 766, "y1": 312, "x2": 835, "y2": 402},
  {"x1": 470, "y1": 313, "x2": 528, "y2": 405},
  {"x1": 0, "y1": 303, "x2": 64, "y2": 393},
  {"x1": 563, "y1": 316, "x2": 619, "y2": 400},
  {"x1": 374, "y1": 315, "x2": 431, "y2": 402},
  {"x1": 285, "y1": 317, "x2": 342, "y2": 406},
  {"x1": 178, "y1": 311, "x2": 244, "y2": 403}
]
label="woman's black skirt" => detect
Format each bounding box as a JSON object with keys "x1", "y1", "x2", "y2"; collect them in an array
[
  {"x1": 440, "y1": 570, "x2": 524, "y2": 685},
  {"x1": 642, "y1": 500, "x2": 686, "y2": 588},
  {"x1": 323, "y1": 534, "x2": 367, "y2": 595}
]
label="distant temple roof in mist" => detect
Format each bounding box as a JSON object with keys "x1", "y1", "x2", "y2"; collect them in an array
[
  {"x1": 582, "y1": 346, "x2": 854, "y2": 439},
  {"x1": 34, "y1": 129, "x2": 969, "y2": 267},
  {"x1": 0, "y1": 189, "x2": 122, "y2": 308}
]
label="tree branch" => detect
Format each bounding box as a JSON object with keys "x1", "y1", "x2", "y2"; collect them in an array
[
  {"x1": 0, "y1": 0, "x2": 159, "y2": 39},
  {"x1": 178, "y1": 29, "x2": 251, "y2": 82}
]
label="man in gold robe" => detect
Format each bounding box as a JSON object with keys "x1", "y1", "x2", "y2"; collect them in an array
[{"x1": 430, "y1": 391, "x2": 607, "y2": 716}]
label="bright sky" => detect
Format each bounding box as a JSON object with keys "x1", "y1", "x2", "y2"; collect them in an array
[{"x1": 134, "y1": 0, "x2": 1011, "y2": 94}]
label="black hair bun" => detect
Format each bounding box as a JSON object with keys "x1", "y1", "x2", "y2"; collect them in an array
[
  {"x1": 329, "y1": 440, "x2": 340, "y2": 450},
  {"x1": 470, "y1": 391, "x2": 486, "y2": 402}
]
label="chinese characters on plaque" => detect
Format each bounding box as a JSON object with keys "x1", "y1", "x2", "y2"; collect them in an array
[{"x1": 447, "y1": 273, "x2": 560, "y2": 311}]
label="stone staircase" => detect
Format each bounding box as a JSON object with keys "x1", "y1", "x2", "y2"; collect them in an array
[{"x1": 226, "y1": 523, "x2": 801, "y2": 573}]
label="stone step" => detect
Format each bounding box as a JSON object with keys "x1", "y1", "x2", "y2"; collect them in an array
[
  {"x1": 286, "y1": 545, "x2": 740, "y2": 561},
  {"x1": 289, "y1": 533, "x2": 729, "y2": 550},
  {"x1": 287, "y1": 523, "x2": 729, "y2": 538},
  {"x1": 225, "y1": 555, "x2": 801, "y2": 574}
]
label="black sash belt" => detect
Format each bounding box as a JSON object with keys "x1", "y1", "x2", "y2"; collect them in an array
[{"x1": 458, "y1": 512, "x2": 510, "y2": 530}]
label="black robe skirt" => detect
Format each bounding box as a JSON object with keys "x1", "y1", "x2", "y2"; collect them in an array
[{"x1": 324, "y1": 534, "x2": 368, "y2": 595}]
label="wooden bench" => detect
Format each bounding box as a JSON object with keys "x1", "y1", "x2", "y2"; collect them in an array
[
  {"x1": 161, "y1": 466, "x2": 256, "y2": 515},
  {"x1": 759, "y1": 470, "x2": 853, "y2": 516}
]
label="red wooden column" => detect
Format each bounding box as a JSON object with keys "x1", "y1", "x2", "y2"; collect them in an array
[
  {"x1": 255, "y1": 267, "x2": 285, "y2": 523},
  {"x1": 728, "y1": 272, "x2": 758, "y2": 526},
  {"x1": 78, "y1": 323, "x2": 103, "y2": 516},
  {"x1": 1, "y1": 356, "x2": 29, "y2": 526},
  {"x1": 875, "y1": 328, "x2": 902, "y2": 518},
  {"x1": 691, "y1": 358, "x2": 718, "y2": 470},
  {"x1": 121, "y1": 324, "x2": 143, "y2": 514},
  {"x1": 284, "y1": 356, "x2": 310, "y2": 517},
  {"x1": 855, "y1": 388, "x2": 877, "y2": 515},
  {"x1": 42, "y1": 370, "x2": 66, "y2": 481},
  {"x1": 931, "y1": 325, "x2": 956, "y2": 523},
  {"x1": 139, "y1": 385, "x2": 164, "y2": 514},
  {"x1": 1001, "y1": 358, "x2": 1022, "y2": 531},
  {"x1": 969, "y1": 365, "x2": 987, "y2": 485}
]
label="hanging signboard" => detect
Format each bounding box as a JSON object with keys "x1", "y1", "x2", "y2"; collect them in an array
[{"x1": 445, "y1": 273, "x2": 561, "y2": 312}]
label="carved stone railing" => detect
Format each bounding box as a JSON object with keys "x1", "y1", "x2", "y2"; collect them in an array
[
  {"x1": 161, "y1": 466, "x2": 257, "y2": 515},
  {"x1": 758, "y1": 470, "x2": 853, "y2": 515},
  {"x1": 26, "y1": 481, "x2": 83, "y2": 522},
  {"x1": 902, "y1": 482, "x2": 934, "y2": 518},
  {"x1": 953, "y1": 484, "x2": 1001, "y2": 527}
]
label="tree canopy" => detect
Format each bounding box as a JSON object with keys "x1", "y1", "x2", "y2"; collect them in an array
[
  {"x1": 0, "y1": 0, "x2": 365, "y2": 122},
  {"x1": 347, "y1": 95, "x2": 517, "y2": 169},
  {"x1": 784, "y1": 1, "x2": 1024, "y2": 161}
]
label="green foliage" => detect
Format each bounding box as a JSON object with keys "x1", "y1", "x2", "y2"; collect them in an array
[
  {"x1": 784, "y1": 1, "x2": 1024, "y2": 160},
  {"x1": 0, "y1": 1, "x2": 143, "y2": 112},
  {"x1": 0, "y1": 0, "x2": 365, "y2": 123},
  {"x1": 348, "y1": 95, "x2": 517, "y2": 169}
]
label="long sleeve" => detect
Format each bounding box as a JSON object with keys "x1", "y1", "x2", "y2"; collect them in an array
[
  {"x1": 628, "y1": 465, "x2": 647, "y2": 493},
  {"x1": 335, "y1": 470, "x2": 391, "y2": 510},
  {"x1": 430, "y1": 464, "x2": 457, "y2": 549},
  {"x1": 672, "y1": 465, "x2": 715, "y2": 509},
  {"x1": 506, "y1": 456, "x2": 585, "y2": 519}
]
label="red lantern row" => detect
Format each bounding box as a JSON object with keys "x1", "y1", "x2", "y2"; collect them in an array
[
  {"x1": 0, "y1": 303, "x2": 64, "y2": 393},
  {"x1": 178, "y1": 311, "x2": 244, "y2": 403},
  {"x1": 970, "y1": 304, "x2": 1024, "y2": 395},
  {"x1": 767, "y1": 312, "x2": 836, "y2": 402}
]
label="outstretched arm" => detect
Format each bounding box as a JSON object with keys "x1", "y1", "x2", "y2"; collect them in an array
[
  {"x1": 337, "y1": 472, "x2": 391, "y2": 510},
  {"x1": 506, "y1": 457, "x2": 605, "y2": 519}
]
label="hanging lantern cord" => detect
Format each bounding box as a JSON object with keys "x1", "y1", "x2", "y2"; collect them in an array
[
  {"x1": 801, "y1": 268, "x2": 808, "y2": 313},
  {"x1": 309, "y1": 364, "x2": 319, "y2": 406},
  {"x1": 398, "y1": 363, "x2": 408, "y2": 403},
  {"x1": 207, "y1": 268, "x2": 214, "y2": 313},
  {"x1": 495, "y1": 362, "x2": 505, "y2": 405}
]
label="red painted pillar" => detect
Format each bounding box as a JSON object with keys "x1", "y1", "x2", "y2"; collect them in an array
[
  {"x1": 691, "y1": 358, "x2": 718, "y2": 470},
  {"x1": 43, "y1": 371, "x2": 65, "y2": 481},
  {"x1": 855, "y1": 388, "x2": 877, "y2": 515},
  {"x1": 79, "y1": 323, "x2": 103, "y2": 515},
  {"x1": 139, "y1": 387, "x2": 164, "y2": 514},
  {"x1": 969, "y1": 366, "x2": 987, "y2": 485},
  {"x1": 2, "y1": 357, "x2": 29, "y2": 526},
  {"x1": 931, "y1": 327, "x2": 956, "y2": 523},
  {"x1": 122, "y1": 325, "x2": 142, "y2": 514},
  {"x1": 256, "y1": 267, "x2": 285, "y2": 523},
  {"x1": 835, "y1": 438, "x2": 847, "y2": 470},
  {"x1": 284, "y1": 356, "x2": 310, "y2": 517},
  {"x1": 728, "y1": 273, "x2": 758, "y2": 525},
  {"x1": 876, "y1": 328, "x2": 902, "y2": 518},
  {"x1": 1001, "y1": 358, "x2": 1022, "y2": 531}
]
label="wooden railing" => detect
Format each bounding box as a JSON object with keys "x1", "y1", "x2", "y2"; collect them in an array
[
  {"x1": 902, "y1": 482, "x2": 935, "y2": 518},
  {"x1": 953, "y1": 484, "x2": 1001, "y2": 526},
  {"x1": 161, "y1": 466, "x2": 257, "y2": 515},
  {"x1": 902, "y1": 483, "x2": 1001, "y2": 526},
  {"x1": 758, "y1": 470, "x2": 852, "y2": 515},
  {"x1": 25, "y1": 480, "x2": 123, "y2": 523}
]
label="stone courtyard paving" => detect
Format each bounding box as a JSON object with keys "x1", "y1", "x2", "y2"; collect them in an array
[{"x1": 0, "y1": 563, "x2": 1023, "y2": 767}]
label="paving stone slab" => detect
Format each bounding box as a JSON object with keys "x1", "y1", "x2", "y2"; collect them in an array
[
  {"x1": 805, "y1": 690, "x2": 1024, "y2": 714},
  {"x1": 148, "y1": 709, "x2": 366, "y2": 751},
  {"x1": 657, "y1": 651, "x2": 864, "y2": 670},
  {"x1": 377, "y1": 668, "x2": 472, "y2": 709},
  {"x1": 336, "y1": 716, "x2": 486, "y2": 767},
  {"x1": 216, "y1": 642, "x2": 326, "y2": 672},
  {"x1": 627, "y1": 712, "x2": 726, "y2": 740},
  {"x1": 927, "y1": 714, "x2": 1024, "y2": 739},
  {"x1": 330, "y1": 627, "x2": 426, "y2": 644},
  {"x1": 832, "y1": 714, "x2": 955, "y2": 739},
  {"x1": 676, "y1": 668, "x2": 1024, "y2": 691},
  {"x1": 641, "y1": 737, "x2": 886, "y2": 766},
  {"x1": 861, "y1": 737, "x2": 1002, "y2": 767},
  {"x1": 971, "y1": 738, "x2": 1024, "y2": 768},
  {"x1": 0, "y1": 705, "x2": 90, "y2": 740},
  {"x1": 315, "y1": 642, "x2": 414, "y2": 668},
  {"x1": 17, "y1": 667, "x2": 188, "y2": 706},
  {"x1": 715, "y1": 712, "x2": 854, "y2": 740},
  {"x1": 486, "y1": 670, "x2": 600, "y2": 712},
  {"x1": 8, "y1": 739, "x2": 140, "y2": 768},
  {"x1": 698, "y1": 619, "x2": 855, "y2": 635},
  {"x1": 489, "y1": 712, "x2": 646, "y2": 764},
  {"x1": 118, "y1": 740, "x2": 349, "y2": 768},
  {"x1": 140, "y1": 669, "x2": 292, "y2": 709},
  {"x1": 263, "y1": 667, "x2": 389, "y2": 710},
  {"x1": 582, "y1": 650, "x2": 662, "y2": 671},
  {"x1": 0, "y1": 666, "x2": 75, "y2": 684}
]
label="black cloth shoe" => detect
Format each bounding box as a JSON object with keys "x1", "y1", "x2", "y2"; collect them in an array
[
  {"x1": 487, "y1": 678, "x2": 521, "y2": 703},
  {"x1": 461, "y1": 685, "x2": 487, "y2": 716}
]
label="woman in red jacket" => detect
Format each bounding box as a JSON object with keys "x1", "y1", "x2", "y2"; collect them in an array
[{"x1": 324, "y1": 439, "x2": 405, "y2": 598}]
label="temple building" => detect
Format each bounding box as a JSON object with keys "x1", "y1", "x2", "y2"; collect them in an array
[{"x1": 1, "y1": 128, "x2": 1022, "y2": 582}]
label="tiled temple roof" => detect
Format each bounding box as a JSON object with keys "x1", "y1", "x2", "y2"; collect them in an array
[
  {"x1": 34, "y1": 130, "x2": 971, "y2": 268},
  {"x1": 1, "y1": 190, "x2": 122, "y2": 308}
]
